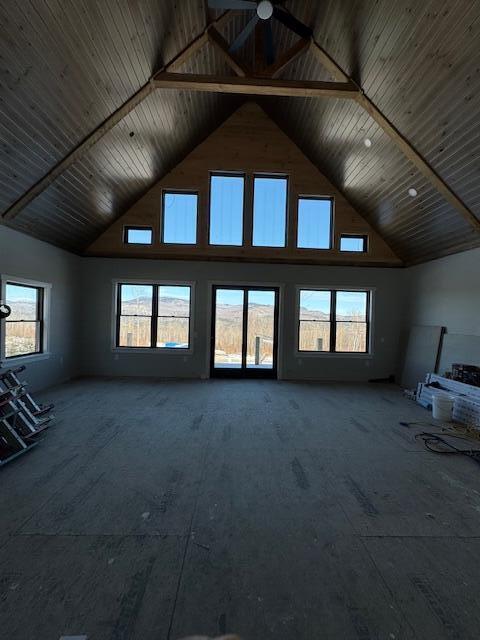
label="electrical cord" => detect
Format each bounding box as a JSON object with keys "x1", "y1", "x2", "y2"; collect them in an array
[{"x1": 414, "y1": 432, "x2": 480, "y2": 466}]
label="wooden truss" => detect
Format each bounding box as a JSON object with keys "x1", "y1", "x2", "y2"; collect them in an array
[{"x1": 3, "y1": 9, "x2": 479, "y2": 233}]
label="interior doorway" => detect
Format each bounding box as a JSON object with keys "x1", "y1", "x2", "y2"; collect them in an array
[{"x1": 210, "y1": 285, "x2": 279, "y2": 378}]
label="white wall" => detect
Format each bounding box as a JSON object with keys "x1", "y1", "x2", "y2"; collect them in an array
[
  {"x1": 79, "y1": 257, "x2": 407, "y2": 382},
  {"x1": 0, "y1": 225, "x2": 80, "y2": 391},
  {"x1": 406, "y1": 248, "x2": 480, "y2": 334}
]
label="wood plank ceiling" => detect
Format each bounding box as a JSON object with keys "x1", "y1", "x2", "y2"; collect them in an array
[{"x1": 0, "y1": 0, "x2": 479, "y2": 264}]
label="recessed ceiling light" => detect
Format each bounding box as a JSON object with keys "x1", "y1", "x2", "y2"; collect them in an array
[
  {"x1": 363, "y1": 138, "x2": 372, "y2": 148},
  {"x1": 257, "y1": 0, "x2": 273, "y2": 20},
  {"x1": 408, "y1": 187, "x2": 418, "y2": 198}
]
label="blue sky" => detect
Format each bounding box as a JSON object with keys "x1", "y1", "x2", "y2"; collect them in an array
[
  {"x1": 210, "y1": 175, "x2": 244, "y2": 246},
  {"x1": 300, "y1": 290, "x2": 367, "y2": 317},
  {"x1": 216, "y1": 289, "x2": 275, "y2": 307},
  {"x1": 6, "y1": 283, "x2": 38, "y2": 303},
  {"x1": 297, "y1": 198, "x2": 331, "y2": 249},
  {"x1": 163, "y1": 193, "x2": 197, "y2": 244},
  {"x1": 253, "y1": 177, "x2": 287, "y2": 247}
]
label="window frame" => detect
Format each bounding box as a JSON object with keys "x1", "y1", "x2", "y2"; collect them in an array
[
  {"x1": 339, "y1": 234, "x2": 369, "y2": 253},
  {"x1": 296, "y1": 195, "x2": 334, "y2": 250},
  {"x1": 252, "y1": 173, "x2": 289, "y2": 248},
  {"x1": 113, "y1": 280, "x2": 194, "y2": 353},
  {"x1": 161, "y1": 189, "x2": 199, "y2": 245},
  {"x1": 123, "y1": 225, "x2": 153, "y2": 245},
  {"x1": 208, "y1": 171, "x2": 246, "y2": 247},
  {"x1": 0, "y1": 275, "x2": 51, "y2": 364},
  {"x1": 296, "y1": 286, "x2": 373, "y2": 357}
]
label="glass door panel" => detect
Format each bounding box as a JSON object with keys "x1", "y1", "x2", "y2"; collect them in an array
[
  {"x1": 246, "y1": 290, "x2": 275, "y2": 370},
  {"x1": 211, "y1": 286, "x2": 278, "y2": 378},
  {"x1": 213, "y1": 288, "x2": 244, "y2": 369}
]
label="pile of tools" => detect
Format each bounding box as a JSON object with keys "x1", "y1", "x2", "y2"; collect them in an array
[{"x1": 0, "y1": 366, "x2": 54, "y2": 466}]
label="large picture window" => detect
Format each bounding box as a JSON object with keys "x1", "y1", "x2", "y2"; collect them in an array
[
  {"x1": 252, "y1": 175, "x2": 287, "y2": 247},
  {"x1": 3, "y1": 281, "x2": 45, "y2": 359},
  {"x1": 298, "y1": 289, "x2": 370, "y2": 353},
  {"x1": 116, "y1": 283, "x2": 192, "y2": 349},
  {"x1": 209, "y1": 174, "x2": 244, "y2": 246}
]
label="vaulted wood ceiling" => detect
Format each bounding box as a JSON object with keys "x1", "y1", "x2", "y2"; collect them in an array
[{"x1": 1, "y1": 0, "x2": 479, "y2": 264}]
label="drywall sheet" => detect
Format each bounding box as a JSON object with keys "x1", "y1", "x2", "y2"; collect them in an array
[
  {"x1": 438, "y1": 333, "x2": 480, "y2": 376},
  {"x1": 401, "y1": 325, "x2": 444, "y2": 389}
]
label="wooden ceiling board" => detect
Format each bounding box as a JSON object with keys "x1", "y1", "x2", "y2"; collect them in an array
[{"x1": 1, "y1": 0, "x2": 480, "y2": 262}]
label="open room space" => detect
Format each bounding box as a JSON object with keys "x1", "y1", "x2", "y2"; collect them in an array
[{"x1": 1, "y1": 1, "x2": 480, "y2": 639}]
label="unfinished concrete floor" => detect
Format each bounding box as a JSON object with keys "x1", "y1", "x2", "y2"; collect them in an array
[{"x1": 1, "y1": 378, "x2": 480, "y2": 639}]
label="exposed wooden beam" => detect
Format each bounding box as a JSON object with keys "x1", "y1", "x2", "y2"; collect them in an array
[
  {"x1": 310, "y1": 39, "x2": 480, "y2": 232},
  {"x1": 153, "y1": 73, "x2": 360, "y2": 99},
  {"x1": 207, "y1": 27, "x2": 251, "y2": 77},
  {"x1": 2, "y1": 10, "x2": 237, "y2": 221},
  {"x1": 261, "y1": 38, "x2": 311, "y2": 79},
  {"x1": 357, "y1": 93, "x2": 480, "y2": 231}
]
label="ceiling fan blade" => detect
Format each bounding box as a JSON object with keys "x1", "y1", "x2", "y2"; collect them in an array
[
  {"x1": 272, "y1": 7, "x2": 313, "y2": 39},
  {"x1": 263, "y1": 21, "x2": 275, "y2": 65},
  {"x1": 208, "y1": 0, "x2": 256, "y2": 9},
  {"x1": 229, "y1": 14, "x2": 260, "y2": 52}
]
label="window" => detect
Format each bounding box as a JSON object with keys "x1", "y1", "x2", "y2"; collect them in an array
[
  {"x1": 162, "y1": 191, "x2": 198, "y2": 244},
  {"x1": 209, "y1": 174, "x2": 244, "y2": 246},
  {"x1": 116, "y1": 283, "x2": 191, "y2": 350},
  {"x1": 2, "y1": 281, "x2": 46, "y2": 359},
  {"x1": 252, "y1": 175, "x2": 287, "y2": 247},
  {"x1": 297, "y1": 197, "x2": 332, "y2": 249},
  {"x1": 298, "y1": 289, "x2": 370, "y2": 353},
  {"x1": 124, "y1": 226, "x2": 153, "y2": 245},
  {"x1": 340, "y1": 234, "x2": 368, "y2": 253}
]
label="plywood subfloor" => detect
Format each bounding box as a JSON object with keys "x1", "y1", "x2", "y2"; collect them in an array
[{"x1": 1, "y1": 378, "x2": 480, "y2": 639}]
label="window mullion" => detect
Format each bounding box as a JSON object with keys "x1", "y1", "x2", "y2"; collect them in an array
[
  {"x1": 151, "y1": 285, "x2": 159, "y2": 349},
  {"x1": 330, "y1": 290, "x2": 336, "y2": 353}
]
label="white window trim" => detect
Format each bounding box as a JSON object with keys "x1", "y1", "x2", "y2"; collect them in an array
[
  {"x1": 111, "y1": 279, "x2": 195, "y2": 354},
  {"x1": 295, "y1": 285, "x2": 375, "y2": 358},
  {"x1": 0, "y1": 275, "x2": 52, "y2": 366}
]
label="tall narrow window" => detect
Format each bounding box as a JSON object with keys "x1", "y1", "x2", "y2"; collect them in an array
[
  {"x1": 298, "y1": 290, "x2": 331, "y2": 352},
  {"x1": 4, "y1": 282, "x2": 44, "y2": 358},
  {"x1": 157, "y1": 286, "x2": 191, "y2": 348},
  {"x1": 162, "y1": 192, "x2": 198, "y2": 244},
  {"x1": 209, "y1": 174, "x2": 244, "y2": 246},
  {"x1": 297, "y1": 289, "x2": 370, "y2": 354},
  {"x1": 116, "y1": 283, "x2": 192, "y2": 350},
  {"x1": 117, "y1": 284, "x2": 153, "y2": 348},
  {"x1": 335, "y1": 291, "x2": 369, "y2": 353},
  {"x1": 252, "y1": 175, "x2": 287, "y2": 247},
  {"x1": 297, "y1": 197, "x2": 332, "y2": 249}
]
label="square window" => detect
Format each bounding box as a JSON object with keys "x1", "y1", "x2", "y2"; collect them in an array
[
  {"x1": 252, "y1": 176, "x2": 287, "y2": 247},
  {"x1": 297, "y1": 198, "x2": 332, "y2": 249},
  {"x1": 124, "y1": 227, "x2": 153, "y2": 245},
  {"x1": 209, "y1": 174, "x2": 244, "y2": 246},
  {"x1": 340, "y1": 235, "x2": 368, "y2": 252},
  {"x1": 162, "y1": 192, "x2": 198, "y2": 244}
]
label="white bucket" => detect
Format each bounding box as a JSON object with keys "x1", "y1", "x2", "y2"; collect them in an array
[{"x1": 432, "y1": 392, "x2": 455, "y2": 422}]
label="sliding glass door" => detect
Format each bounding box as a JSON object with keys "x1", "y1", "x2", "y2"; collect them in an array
[{"x1": 211, "y1": 286, "x2": 279, "y2": 378}]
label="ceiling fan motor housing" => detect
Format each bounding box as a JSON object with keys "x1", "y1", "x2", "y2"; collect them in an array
[{"x1": 257, "y1": 1, "x2": 273, "y2": 20}]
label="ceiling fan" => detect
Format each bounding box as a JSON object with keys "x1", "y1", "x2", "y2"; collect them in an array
[{"x1": 208, "y1": 0, "x2": 312, "y2": 65}]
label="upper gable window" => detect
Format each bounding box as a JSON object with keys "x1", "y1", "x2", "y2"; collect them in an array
[
  {"x1": 162, "y1": 191, "x2": 198, "y2": 244},
  {"x1": 209, "y1": 174, "x2": 245, "y2": 246},
  {"x1": 124, "y1": 226, "x2": 153, "y2": 245},
  {"x1": 297, "y1": 197, "x2": 332, "y2": 249},
  {"x1": 252, "y1": 175, "x2": 287, "y2": 247},
  {"x1": 340, "y1": 234, "x2": 368, "y2": 253}
]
